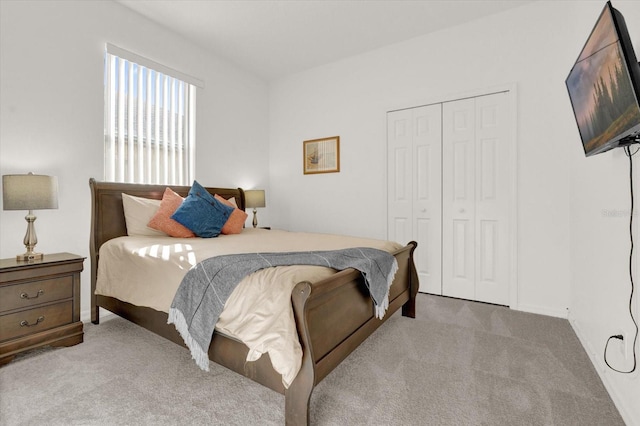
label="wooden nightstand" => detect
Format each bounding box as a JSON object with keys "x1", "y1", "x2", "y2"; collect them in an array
[{"x1": 0, "y1": 252, "x2": 84, "y2": 366}]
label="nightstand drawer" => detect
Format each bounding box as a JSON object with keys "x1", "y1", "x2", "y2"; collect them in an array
[
  {"x1": 0, "y1": 276, "x2": 73, "y2": 312},
  {"x1": 0, "y1": 301, "x2": 73, "y2": 342}
]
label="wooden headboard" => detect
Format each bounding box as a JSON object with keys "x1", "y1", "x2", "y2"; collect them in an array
[{"x1": 88, "y1": 178, "x2": 245, "y2": 320}]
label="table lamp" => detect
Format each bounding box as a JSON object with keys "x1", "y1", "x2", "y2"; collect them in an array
[
  {"x1": 245, "y1": 189, "x2": 265, "y2": 228},
  {"x1": 2, "y1": 173, "x2": 59, "y2": 261}
]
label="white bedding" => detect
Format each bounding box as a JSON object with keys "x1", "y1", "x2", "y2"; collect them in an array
[{"x1": 96, "y1": 228, "x2": 402, "y2": 387}]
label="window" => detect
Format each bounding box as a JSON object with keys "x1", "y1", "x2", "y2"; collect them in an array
[{"x1": 104, "y1": 44, "x2": 202, "y2": 185}]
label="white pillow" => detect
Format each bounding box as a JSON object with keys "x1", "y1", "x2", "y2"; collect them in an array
[{"x1": 121, "y1": 193, "x2": 167, "y2": 237}]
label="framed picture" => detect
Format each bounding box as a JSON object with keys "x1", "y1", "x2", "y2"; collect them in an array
[{"x1": 303, "y1": 136, "x2": 340, "y2": 174}]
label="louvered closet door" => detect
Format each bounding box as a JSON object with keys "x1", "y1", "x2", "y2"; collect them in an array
[
  {"x1": 442, "y1": 92, "x2": 510, "y2": 305},
  {"x1": 388, "y1": 105, "x2": 442, "y2": 294}
]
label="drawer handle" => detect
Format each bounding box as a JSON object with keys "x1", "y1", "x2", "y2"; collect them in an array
[
  {"x1": 20, "y1": 290, "x2": 44, "y2": 300},
  {"x1": 20, "y1": 316, "x2": 45, "y2": 327}
]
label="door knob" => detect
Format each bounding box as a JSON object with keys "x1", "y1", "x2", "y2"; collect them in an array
[
  {"x1": 421, "y1": 208, "x2": 427, "y2": 213},
  {"x1": 459, "y1": 208, "x2": 466, "y2": 213}
]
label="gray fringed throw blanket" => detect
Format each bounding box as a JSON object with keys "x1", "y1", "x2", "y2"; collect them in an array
[{"x1": 168, "y1": 247, "x2": 398, "y2": 371}]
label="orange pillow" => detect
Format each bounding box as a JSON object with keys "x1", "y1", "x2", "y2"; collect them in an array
[
  {"x1": 148, "y1": 188, "x2": 195, "y2": 238},
  {"x1": 215, "y1": 194, "x2": 248, "y2": 234}
]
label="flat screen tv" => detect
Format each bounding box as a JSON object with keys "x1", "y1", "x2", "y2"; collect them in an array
[{"x1": 566, "y1": 1, "x2": 640, "y2": 157}]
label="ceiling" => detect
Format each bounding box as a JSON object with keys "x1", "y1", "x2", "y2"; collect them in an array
[{"x1": 117, "y1": 0, "x2": 535, "y2": 82}]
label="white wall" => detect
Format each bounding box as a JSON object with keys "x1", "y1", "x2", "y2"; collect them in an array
[
  {"x1": 269, "y1": 1, "x2": 577, "y2": 316},
  {"x1": 2, "y1": 0, "x2": 638, "y2": 423},
  {"x1": 0, "y1": 0, "x2": 270, "y2": 319},
  {"x1": 567, "y1": 2, "x2": 640, "y2": 425},
  {"x1": 269, "y1": 1, "x2": 639, "y2": 423}
]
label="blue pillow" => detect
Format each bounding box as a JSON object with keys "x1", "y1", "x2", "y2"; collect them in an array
[{"x1": 171, "y1": 180, "x2": 234, "y2": 238}]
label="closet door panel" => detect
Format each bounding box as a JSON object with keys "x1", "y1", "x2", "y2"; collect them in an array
[
  {"x1": 475, "y1": 93, "x2": 510, "y2": 305},
  {"x1": 387, "y1": 105, "x2": 442, "y2": 295},
  {"x1": 413, "y1": 105, "x2": 442, "y2": 294},
  {"x1": 443, "y1": 98, "x2": 476, "y2": 300},
  {"x1": 387, "y1": 110, "x2": 413, "y2": 246}
]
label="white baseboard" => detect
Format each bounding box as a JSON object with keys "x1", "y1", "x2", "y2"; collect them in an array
[
  {"x1": 81, "y1": 309, "x2": 91, "y2": 323},
  {"x1": 569, "y1": 315, "x2": 638, "y2": 426},
  {"x1": 81, "y1": 308, "x2": 116, "y2": 323},
  {"x1": 514, "y1": 303, "x2": 569, "y2": 319}
]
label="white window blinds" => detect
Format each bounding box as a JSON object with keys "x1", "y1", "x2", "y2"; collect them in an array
[{"x1": 104, "y1": 44, "x2": 201, "y2": 185}]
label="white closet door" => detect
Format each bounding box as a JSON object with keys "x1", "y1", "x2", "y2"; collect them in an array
[
  {"x1": 388, "y1": 90, "x2": 513, "y2": 305},
  {"x1": 442, "y1": 93, "x2": 510, "y2": 304},
  {"x1": 413, "y1": 105, "x2": 442, "y2": 294},
  {"x1": 388, "y1": 105, "x2": 442, "y2": 294},
  {"x1": 442, "y1": 98, "x2": 476, "y2": 300},
  {"x1": 475, "y1": 93, "x2": 510, "y2": 305},
  {"x1": 387, "y1": 109, "x2": 414, "y2": 246}
]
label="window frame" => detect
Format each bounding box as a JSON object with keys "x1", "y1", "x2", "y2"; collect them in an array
[{"x1": 103, "y1": 44, "x2": 203, "y2": 185}]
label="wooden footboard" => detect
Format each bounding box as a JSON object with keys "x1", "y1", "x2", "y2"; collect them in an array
[
  {"x1": 89, "y1": 179, "x2": 419, "y2": 425},
  {"x1": 286, "y1": 241, "x2": 418, "y2": 425}
]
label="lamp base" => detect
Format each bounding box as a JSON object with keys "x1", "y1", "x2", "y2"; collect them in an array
[
  {"x1": 16, "y1": 252, "x2": 43, "y2": 262},
  {"x1": 18, "y1": 210, "x2": 42, "y2": 262}
]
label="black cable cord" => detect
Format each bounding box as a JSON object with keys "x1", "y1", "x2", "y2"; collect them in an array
[{"x1": 604, "y1": 145, "x2": 638, "y2": 374}]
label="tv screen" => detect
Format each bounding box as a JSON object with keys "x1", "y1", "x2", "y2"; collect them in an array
[{"x1": 566, "y1": 1, "x2": 640, "y2": 156}]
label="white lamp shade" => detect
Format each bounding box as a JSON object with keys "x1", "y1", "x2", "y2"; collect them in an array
[
  {"x1": 2, "y1": 174, "x2": 59, "y2": 211},
  {"x1": 245, "y1": 189, "x2": 266, "y2": 208}
]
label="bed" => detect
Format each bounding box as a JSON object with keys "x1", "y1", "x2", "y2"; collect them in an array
[{"x1": 89, "y1": 178, "x2": 419, "y2": 425}]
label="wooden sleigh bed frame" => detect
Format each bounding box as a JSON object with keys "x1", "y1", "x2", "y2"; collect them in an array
[{"x1": 89, "y1": 178, "x2": 419, "y2": 425}]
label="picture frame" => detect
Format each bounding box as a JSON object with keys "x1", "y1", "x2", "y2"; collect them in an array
[{"x1": 303, "y1": 136, "x2": 340, "y2": 174}]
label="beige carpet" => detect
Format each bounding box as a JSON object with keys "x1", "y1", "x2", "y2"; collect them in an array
[{"x1": 0, "y1": 294, "x2": 624, "y2": 425}]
